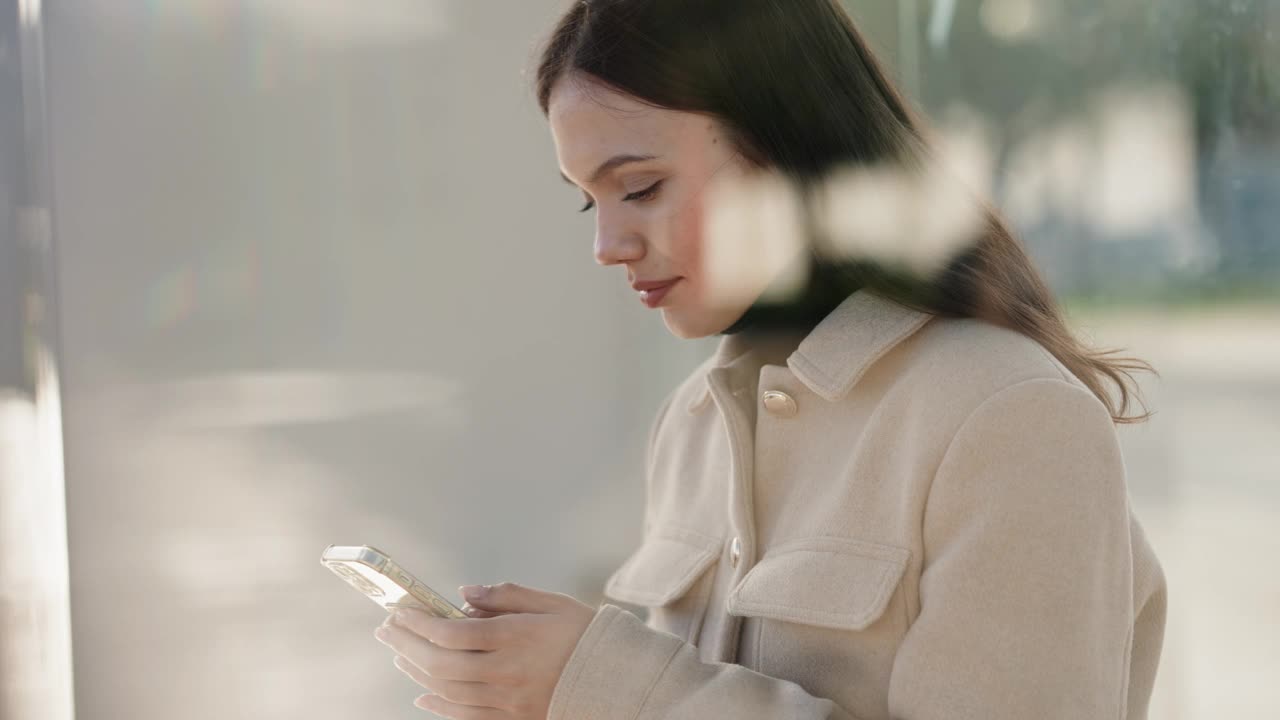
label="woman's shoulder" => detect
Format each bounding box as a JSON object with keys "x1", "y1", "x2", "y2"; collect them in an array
[
  {"x1": 871, "y1": 314, "x2": 1111, "y2": 437},
  {"x1": 904, "y1": 314, "x2": 1086, "y2": 395}
]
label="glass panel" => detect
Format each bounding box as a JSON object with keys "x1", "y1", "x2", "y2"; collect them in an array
[{"x1": 5, "y1": 1, "x2": 1274, "y2": 718}]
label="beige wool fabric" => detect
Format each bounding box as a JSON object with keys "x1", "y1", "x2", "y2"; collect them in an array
[{"x1": 548, "y1": 289, "x2": 1167, "y2": 720}]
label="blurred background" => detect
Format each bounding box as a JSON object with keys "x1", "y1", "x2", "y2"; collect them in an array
[{"x1": 1, "y1": 1, "x2": 1276, "y2": 718}]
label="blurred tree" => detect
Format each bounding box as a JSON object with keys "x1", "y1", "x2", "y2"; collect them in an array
[{"x1": 843, "y1": 0, "x2": 1280, "y2": 300}]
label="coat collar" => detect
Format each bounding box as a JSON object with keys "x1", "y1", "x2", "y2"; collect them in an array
[{"x1": 687, "y1": 290, "x2": 934, "y2": 412}]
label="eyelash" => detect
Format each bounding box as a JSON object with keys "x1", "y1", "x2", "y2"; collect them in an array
[{"x1": 578, "y1": 180, "x2": 665, "y2": 213}]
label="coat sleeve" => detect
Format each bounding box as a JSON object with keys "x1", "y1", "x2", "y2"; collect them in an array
[
  {"x1": 547, "y1": 602, "x2": 858, "y2": 720},
  {"x1": 886, "y1": 377, "x2": 1140, "y2": 718},
  {"x1": 548, "y1": 377, "x2": 1145, "y2": 720}
]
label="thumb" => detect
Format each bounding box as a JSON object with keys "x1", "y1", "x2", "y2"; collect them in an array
[{"x1": 459, "y1": 582, "x2": 565, "y2": 614}]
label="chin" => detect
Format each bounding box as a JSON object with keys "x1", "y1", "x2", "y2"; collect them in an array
[{"x1": 660, "y1": 307, "x2": 740, "y2": 340}]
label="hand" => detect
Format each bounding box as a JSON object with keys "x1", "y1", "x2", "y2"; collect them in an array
[{"x1": 374, "y1": 582, "x2": 597, "y2": 719}]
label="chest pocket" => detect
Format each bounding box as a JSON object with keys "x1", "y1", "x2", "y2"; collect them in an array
[
  {"x1": 725, "y1": 536, "x2": 911, "y2": 695},
  {"x1": 603, "y1": 526, "x2": 722, "y2": 642},
  {"x1": 727, "y1": 536, "x2": 910, "y2": 629}
]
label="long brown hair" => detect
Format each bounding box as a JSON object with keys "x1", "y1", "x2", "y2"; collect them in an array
[{"x1": 534, "y1": 0, "x2": 1154, "y2": 423}]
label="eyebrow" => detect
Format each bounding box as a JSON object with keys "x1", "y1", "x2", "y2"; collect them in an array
[{"x1": 560, "y1": 153, "x2": 660, "y2": 188}]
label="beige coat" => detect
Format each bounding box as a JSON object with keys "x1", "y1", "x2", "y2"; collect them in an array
[{"x1": 548, "y1": 290, "x2": 1167, "y2": 720}]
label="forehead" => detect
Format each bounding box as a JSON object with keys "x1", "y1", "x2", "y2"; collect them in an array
[{"x1": 548, "y1": 75, "x2": 717, "y2": 181}]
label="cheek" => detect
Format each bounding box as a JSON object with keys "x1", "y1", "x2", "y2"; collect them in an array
[{"x1": 671, "y1": 193, "x2": 706, "y2": 287}]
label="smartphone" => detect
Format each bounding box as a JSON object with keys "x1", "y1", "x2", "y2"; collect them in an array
[{"x1": 321, "y1": 544, "x2": 468, "y2": 619}]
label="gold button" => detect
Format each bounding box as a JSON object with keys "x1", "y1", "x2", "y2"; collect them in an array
[
  {"x1": 761, "y1": 390, "x2": 798, "y2": 418},
  {"x1": 729, "y1": 536, "x2": 742, "y2": 568}
]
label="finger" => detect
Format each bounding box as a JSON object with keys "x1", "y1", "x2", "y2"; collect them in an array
[
  {"x1": 462, "y1": 603, "x2": 503, "y2": 619},
  {"x1": 375, "y1": 624, "x2": 497, "y2": 682},
  {"x1": 393, "y1": 654, "x2": 434, "y2": 688},
  {"x1": 414, "y1": 693, "x2": 507, "y2": 720},
  {"x1": 393, "y1": 656, "x2": 500, "y2": 708},
  {"x1": 458, "y1": 582, "x2": 570, "y2": 614},
  {"x1": 391, "y1": 609, "x2": 509, "y2": 651}
]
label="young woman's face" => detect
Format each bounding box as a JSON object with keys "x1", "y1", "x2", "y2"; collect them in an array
[{"x1": 548, "y1": 73, "x2": 762, "y2": 339}]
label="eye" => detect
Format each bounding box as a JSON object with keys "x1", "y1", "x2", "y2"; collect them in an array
[
  {"x1": 576, "y1": 180, "x2": 663, "y2": 213},
  {"x1": 623, "y1": 180, "x2": 664, "y2": 203}
]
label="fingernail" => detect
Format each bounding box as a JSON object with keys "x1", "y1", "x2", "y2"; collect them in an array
[
  {"x1": 374, "y1": 626, "x2": 389, "y2": 641},
  {"x1": 459, "y1": 584, "x2": 488, "y2": 599},
  {"x1": 390, "y1": 609, "x2": 406, "y2": 626}
]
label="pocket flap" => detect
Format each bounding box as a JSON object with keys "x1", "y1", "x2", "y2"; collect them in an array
[
  {"x1": 727, "y1": 537, "x2": 910, "y2": 630},
  {"x1": 604, "y1": 527, "x2": 722, "y2": 607}
]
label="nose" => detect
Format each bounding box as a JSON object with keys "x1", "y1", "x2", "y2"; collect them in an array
[{"x1": 593, "y1": 211, "x2": 645, "y2": 267}]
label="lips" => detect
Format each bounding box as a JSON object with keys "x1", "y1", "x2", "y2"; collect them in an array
[{"x1": 637, "y1": 278, "x2": 680, "y2": 309}]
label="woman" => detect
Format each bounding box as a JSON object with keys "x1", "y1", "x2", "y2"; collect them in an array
[{"x1": 373, "y1": 1, "x2": 1168, "y2": 718}]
